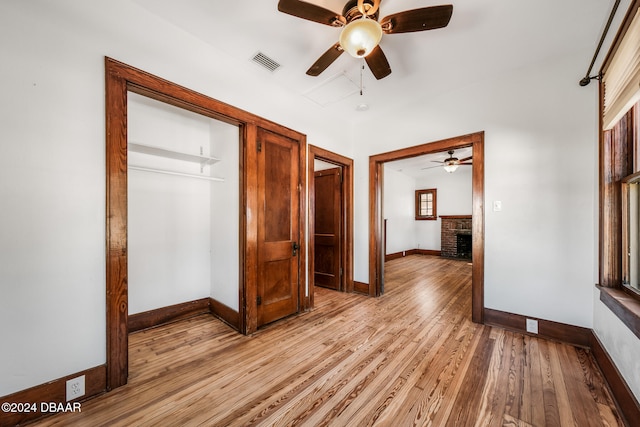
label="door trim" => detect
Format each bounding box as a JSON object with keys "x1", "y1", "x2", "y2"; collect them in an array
[
  {"x1": 368, "y1": 132, "x2": 485, "y2": 323},
  {"x1": 308, "y1": 145, "x2": 354, "y2": 307},
  {"x1": 105, "y1": 58, "x2": 306, "y2": 390}
]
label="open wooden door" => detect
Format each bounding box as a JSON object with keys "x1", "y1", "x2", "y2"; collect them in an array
[
  {"x1": 256, "y1": 128, "x2": 300, "y2": 327},
  {"x1": 314, "y1": 168, "x2": 342, "y2": 290}
]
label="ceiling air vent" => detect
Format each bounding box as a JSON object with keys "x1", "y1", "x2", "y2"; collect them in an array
[{"x1": 251, "y1": 52, "x2": 281, "y2": 72}]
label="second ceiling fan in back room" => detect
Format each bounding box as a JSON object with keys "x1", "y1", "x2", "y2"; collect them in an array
[
  {"x1": 277, "y1": 0, "x2": 453, "y2": 80},
  {"x1": 422, "y1": 150, "x2": 472, "y2": 173}
]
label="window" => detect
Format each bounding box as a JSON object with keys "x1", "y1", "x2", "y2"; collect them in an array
[
  {"x1": 601, "y1": 101, "x2": 640, "y2": 337},
  {"x1": 415, "y1": 189, "x2": 437, "y2": 220},
  {"x1": 621, "y1": 110, "x2": 640, "y2": 297}
]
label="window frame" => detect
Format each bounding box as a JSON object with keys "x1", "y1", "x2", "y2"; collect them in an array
[
  {"x1": 621, "y1": 171, "x2": 640, "y2": 296},
  {"x1": 599, "y1": 99, "x2": 640, "y2": 339},
  {"x1": 415, "y1": 188, "x2": 437, "y2": 220}
]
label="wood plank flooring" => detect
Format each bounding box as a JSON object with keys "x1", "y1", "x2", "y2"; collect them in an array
[{"x1": 33, "y1": 255, "x2": 624, "y2": 426}]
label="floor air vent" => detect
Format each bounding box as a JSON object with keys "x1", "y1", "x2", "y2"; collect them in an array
[{"x1": 251, "y1": 52, "x2": 281, "y2": 72}]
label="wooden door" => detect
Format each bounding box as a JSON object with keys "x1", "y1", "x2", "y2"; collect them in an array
[
  {"x1": 314, "y1": 168, "x2": 342, "y2": 290},
  {"x1": 257, "y1": 128, "x2": 300, "y2": 327}
]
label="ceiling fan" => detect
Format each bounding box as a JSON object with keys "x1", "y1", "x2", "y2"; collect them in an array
[
  {"x1": 422, "y1": 150, "x2": 472, "y2": 173},
  {"x1": 277, "y1": 0, "x2": 453, "y2": 80}
]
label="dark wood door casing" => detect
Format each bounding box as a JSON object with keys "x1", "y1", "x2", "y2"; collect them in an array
[
  {"x1": 368, "y1": 132, "x2": 485, "y2": 323},
  {"x1": 314, "y1": 168, "x2": 342, "y2": 290},
  {"x1": 105, "y1": 58, "x2": 306, "y2": 389},
  {"x1": 308, "y1": 145, "x2": 354, "y2": 306}
]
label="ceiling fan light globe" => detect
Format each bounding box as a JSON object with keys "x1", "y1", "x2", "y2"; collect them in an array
[
  {"x1": 339, "y1": 18, "x2": 383, "y2": 58},
  {"x1": 443, "y1": 163, "x2": 458, "y2": 173}
]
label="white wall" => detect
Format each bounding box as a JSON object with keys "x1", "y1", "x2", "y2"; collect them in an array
[
  {"x1": 1, "y1": 1, "x2": 108, "y2": 396},
  {"x1": 315, "y1": 159, "x2": 336, "y2": 171},
  {"x1": 128, "y1": 93, "x2": 215, "y2": 314},
  {"x1": 210, "y1": 120, "x2": 240, "y2": 311},
  {"x1": 383, "y1": 167, "x2": 415, "y2": 255}
]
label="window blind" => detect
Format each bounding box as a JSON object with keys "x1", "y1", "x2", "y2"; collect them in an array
[{"x1": 603, "y1": 7, "x2": 640, "y2": 130}]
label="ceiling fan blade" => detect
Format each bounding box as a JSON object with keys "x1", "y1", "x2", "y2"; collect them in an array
[
  {"x1": 306, "y1": 43, "x2": 344, "y2": 76},
  {"x1": 381, "y1": 5, "x2": 453, "y2": 34},
  {"x1": 278, "y1": 0, "x2": 346, "y2": 27},
  {"x1": 459, "y1": 156, "x2": 472, "y2": 163},
  {"x1": 365, "y1": 45, "x2": 392, "y2": 80}
]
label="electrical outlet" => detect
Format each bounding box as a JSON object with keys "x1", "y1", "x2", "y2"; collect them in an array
[
  {"x1": 66, "y1": 375, "x2": 85, "y2": 401},
  {"x1": 526, "y1": 318, "x2": 539, "y2": 334}
]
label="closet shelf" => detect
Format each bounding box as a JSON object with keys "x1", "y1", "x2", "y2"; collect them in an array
[
  {"x1": 128, "y1": 165, "x2": 224, "y2": 182},
  {"x1": 128, "y1": 142, "x2": 224, "y2": 182},
  {"x1": 128, "y1": 142, "x2": 220, "y2": 166}
]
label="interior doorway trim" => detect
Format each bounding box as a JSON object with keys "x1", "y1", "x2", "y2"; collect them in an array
[
  {"x1": 368, "y1": 131, "x2": 485, "y2": 323},
  {"x1": 308, "y1": 145, "x2": 354, "y2": 305},
  {"x1": 105, "y1": 58, "x2": 307, "y2": 390}
]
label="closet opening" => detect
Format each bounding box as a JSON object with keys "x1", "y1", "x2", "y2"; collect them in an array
[
  {"x1": 126, "y1": 92, "x2": 241, "y2": 333},
  {"x1": 106, "y1": 58, "x2": 307, "y2": 390}
]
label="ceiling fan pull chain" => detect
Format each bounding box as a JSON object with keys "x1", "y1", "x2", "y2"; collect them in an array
[{"x1": 360, "y1": 60, "x2": 365, "y2": 95}]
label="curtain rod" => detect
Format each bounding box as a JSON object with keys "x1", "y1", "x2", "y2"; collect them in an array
[{"x1": 579, "y1": 0, "x2": 621, "y2": 86}]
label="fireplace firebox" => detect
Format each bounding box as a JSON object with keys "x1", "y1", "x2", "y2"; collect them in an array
[{"x1": 440, "y1": 215, "x2": 472, "y2": 260}]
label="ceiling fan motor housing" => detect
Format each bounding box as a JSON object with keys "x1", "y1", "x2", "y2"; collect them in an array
[{"x1": 343, "y1": 0, "x2": 380, "y2": 22}]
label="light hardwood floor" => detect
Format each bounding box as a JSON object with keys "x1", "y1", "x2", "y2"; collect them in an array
[{"x1": 34, "y1": 255, "x2": 624, "y2": 426}]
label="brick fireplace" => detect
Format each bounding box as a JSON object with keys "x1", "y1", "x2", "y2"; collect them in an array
[{"x1": 440, "y1": 215, "x2": 472, "y2": 259}]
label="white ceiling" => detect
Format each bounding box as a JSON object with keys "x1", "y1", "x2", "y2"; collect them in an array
[
  {"x1": 132, "y1": 0, "x2": 620, "y2": 123},
  {"x1": 129, "y1": 0, "x2": 625, "y2": 178}
]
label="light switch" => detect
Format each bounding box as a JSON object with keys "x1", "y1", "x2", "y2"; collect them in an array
[{"x1": 493, "y1": 201, "x2": 502, "y2": 211}]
